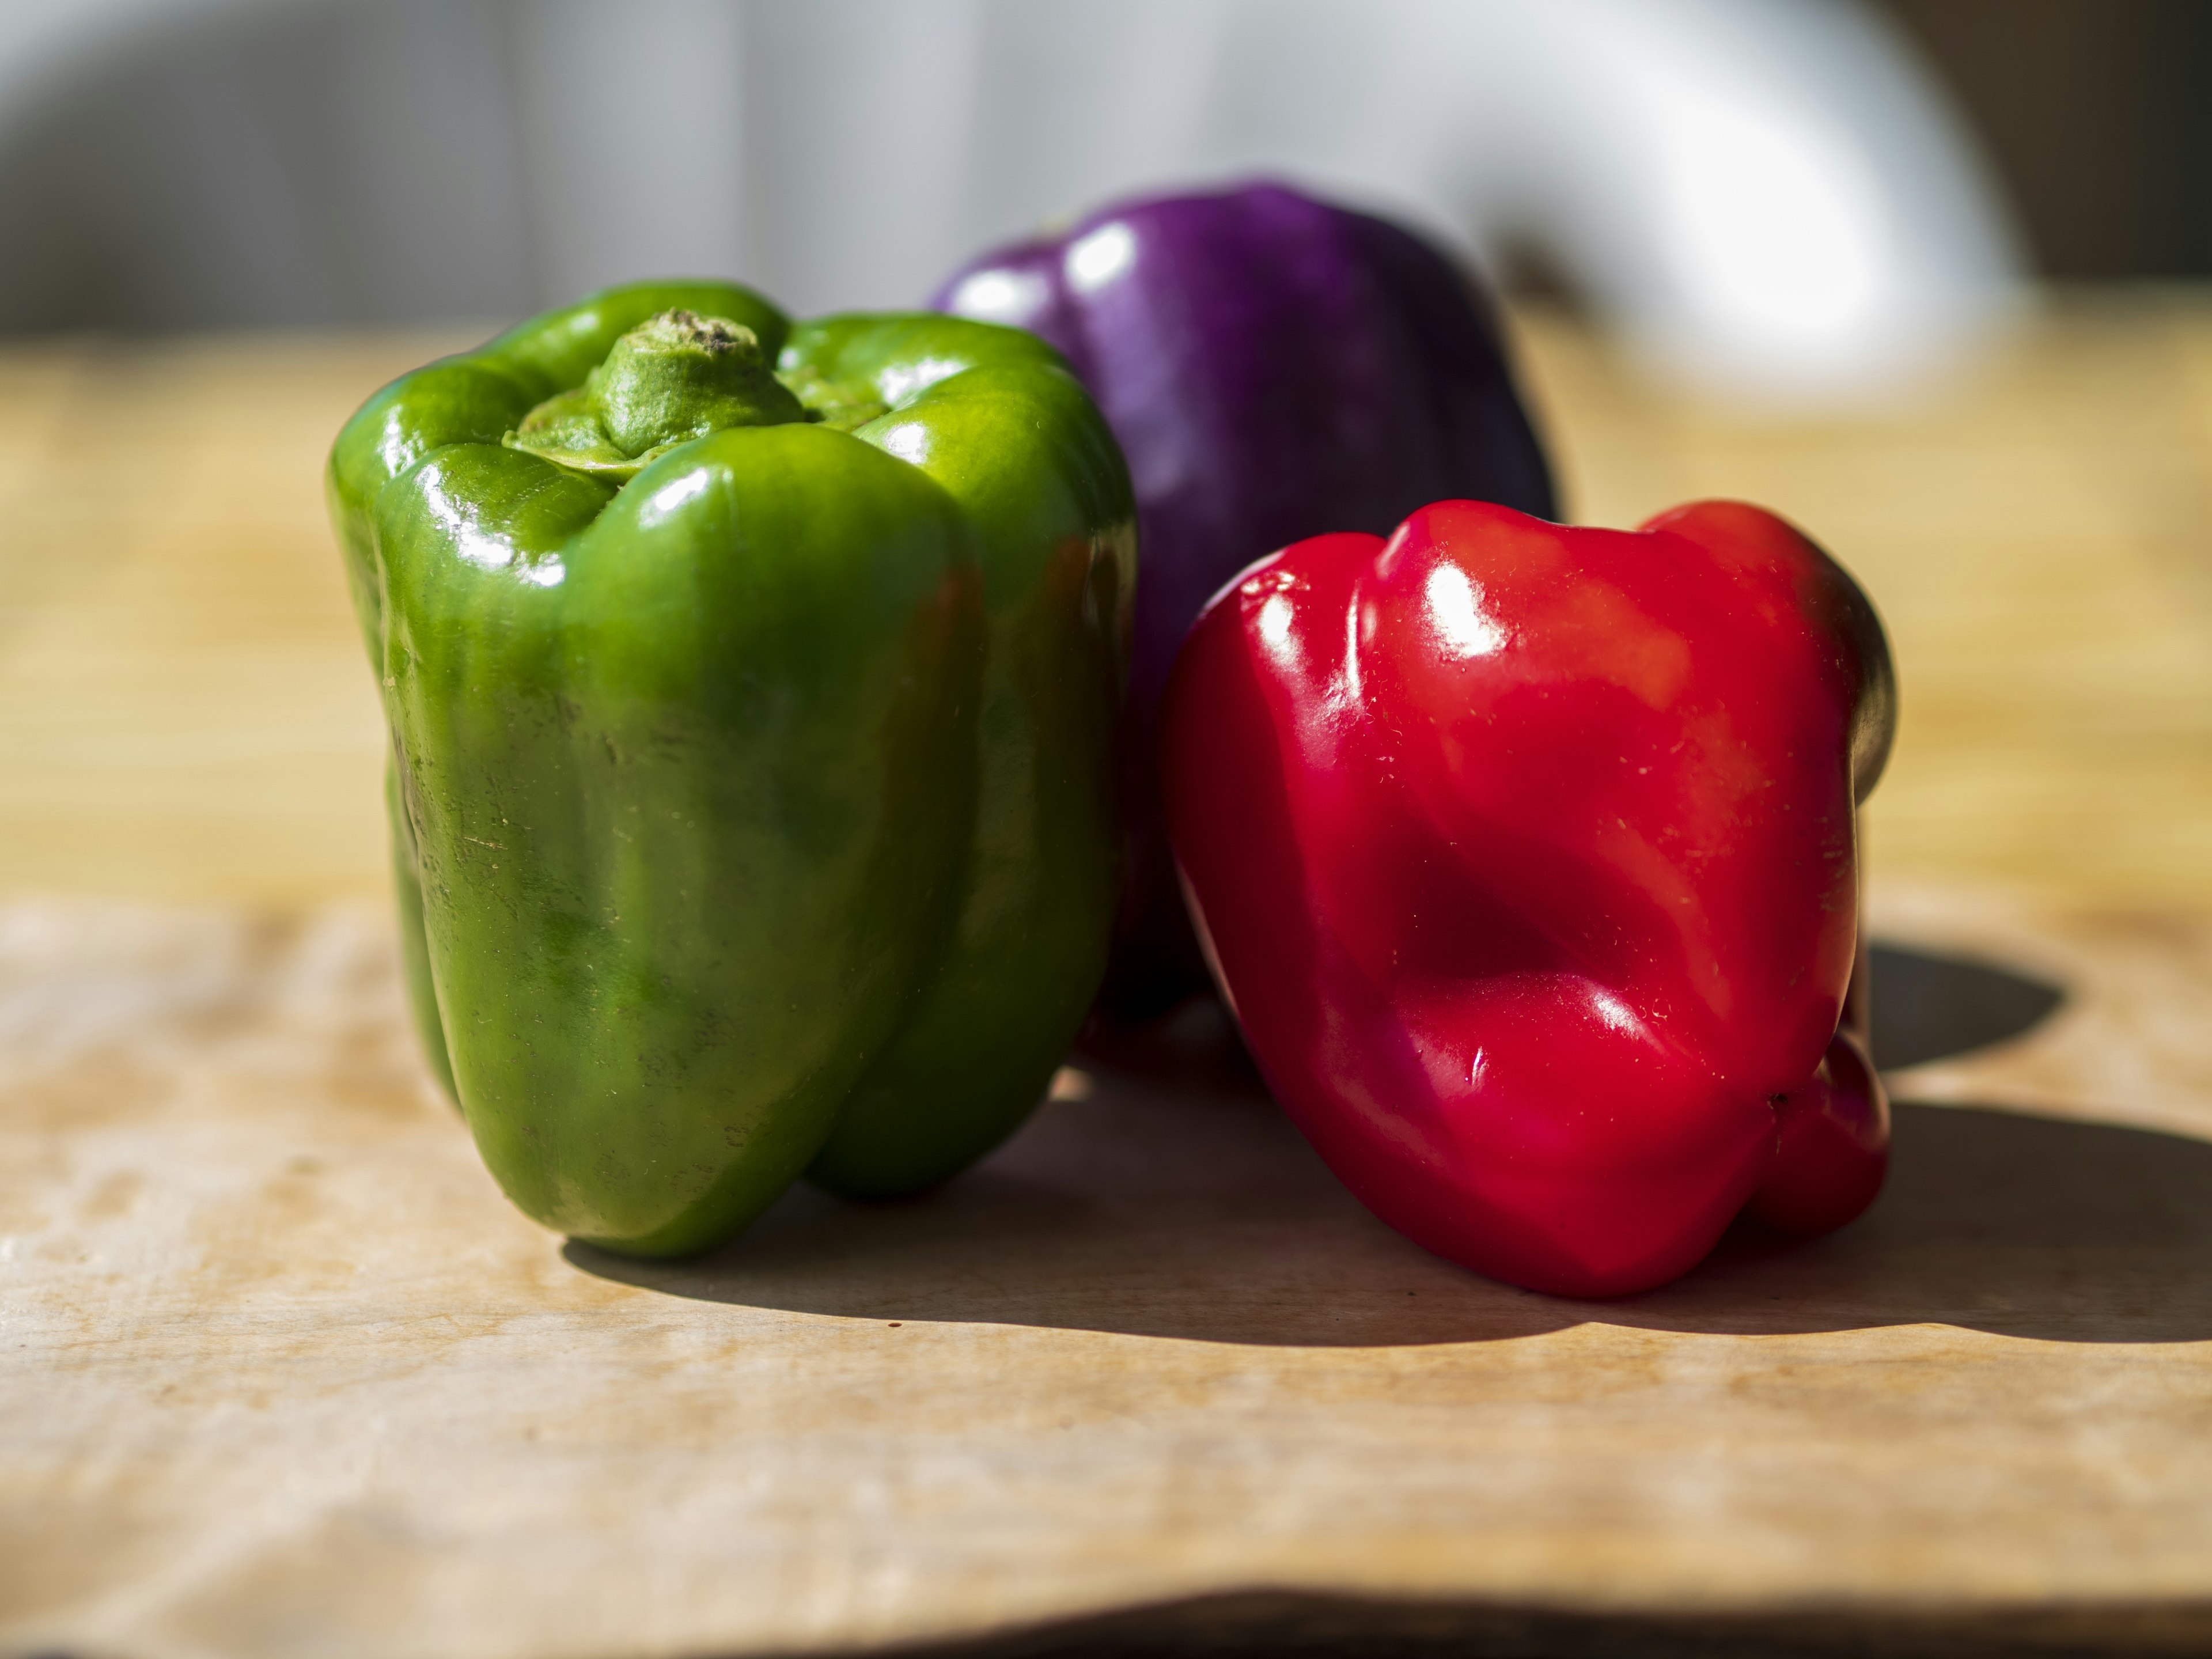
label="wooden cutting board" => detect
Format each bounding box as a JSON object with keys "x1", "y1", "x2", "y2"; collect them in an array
[
  {"x1": 6, "y1": 300, "x2": 2212, "y2": 1658},
  {"x1": 5, "y1": 884, "x2": 2212, "y2": 1659}
]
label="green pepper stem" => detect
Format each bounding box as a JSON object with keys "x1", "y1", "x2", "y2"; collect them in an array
[
  {"x1": 509, "y1": 309, "x2": 809, "y2": 479},
  {"x1": 592, "y1": 310, "x2": 807, "y2": 455}
]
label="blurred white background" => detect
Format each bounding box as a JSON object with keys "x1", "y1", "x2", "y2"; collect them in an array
[{"x1": 0, "y1": 0, "x2": 2025, "y2": 400}]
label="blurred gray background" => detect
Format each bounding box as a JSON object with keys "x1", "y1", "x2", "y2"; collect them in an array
[{"x1": 0, "y1": 0, "x2": 2195, "y2": 397}]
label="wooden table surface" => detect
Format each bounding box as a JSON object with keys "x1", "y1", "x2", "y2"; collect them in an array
[{"x1": 6, "y1": 297, "x2": 2212, "y2": 1659}]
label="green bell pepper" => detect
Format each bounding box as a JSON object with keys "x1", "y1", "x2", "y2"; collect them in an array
[{"x1": 327, "y1": 281, "x2": 1135, "y2": 1256}]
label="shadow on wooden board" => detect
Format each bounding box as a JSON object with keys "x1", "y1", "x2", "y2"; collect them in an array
[
  {"x1": 810, "y1": 1587, "x2": 2212, "y2": 1659},
  {"x1": 572, "y1": 945, "x2": 2212, "y2": 1348},
  {"x1": 1866, "y1": 942, "x2": 2065, "y2": 1071}
]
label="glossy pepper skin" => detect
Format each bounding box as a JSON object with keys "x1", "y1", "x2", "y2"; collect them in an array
[
  {"x1": 1162, "y1": 501, "x2": 1895, "y2": 1298},
  {"x1": 934, "y1": 181, "x2": 1555, "y2": 1020},
  {"x1": 328, "y1": 281, "x2": 1134, "y2": 1256}
]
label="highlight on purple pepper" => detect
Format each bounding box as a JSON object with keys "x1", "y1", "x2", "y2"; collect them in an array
[{"x1": 930, "y1": 179, "x2": 1558, "y2": 1024}]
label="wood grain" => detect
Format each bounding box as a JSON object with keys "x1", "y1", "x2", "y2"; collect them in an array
[{"x1": 5, "y1": 301, "x2": 2212, "y2": 1657}]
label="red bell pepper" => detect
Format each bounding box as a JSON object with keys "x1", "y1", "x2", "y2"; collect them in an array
[{"x1": 1162, "y1": 500, "x2": 1896, "y2": 1297}]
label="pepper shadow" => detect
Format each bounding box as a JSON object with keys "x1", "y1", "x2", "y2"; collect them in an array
[
  {"x1": 1868, "y1": 942, "x2": 2064, "y2": 1070},
  {"x1": 567, "y1": 942, "x2": 2206, "y2": 1346}
]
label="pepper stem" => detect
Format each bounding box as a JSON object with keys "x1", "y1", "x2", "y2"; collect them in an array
[
  {"x1": 593, "y1": 310, "x2": 806, "y2": 454},
  {"x1": 507, "y1": 309, "x2": 809, "y2": 481}
]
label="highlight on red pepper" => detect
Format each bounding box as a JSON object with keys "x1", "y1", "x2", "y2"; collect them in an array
[
  {"x1": 933, "y1": 180, "x2": 1555, "y2": 1022},
  {"x1": 1162, "y1": 499, "x2": 1896, "y2": 1298}
]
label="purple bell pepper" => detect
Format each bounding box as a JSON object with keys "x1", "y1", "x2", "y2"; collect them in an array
[{"x1": 931, "y1": 180, "x2": 1556, "y2": 1020}]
